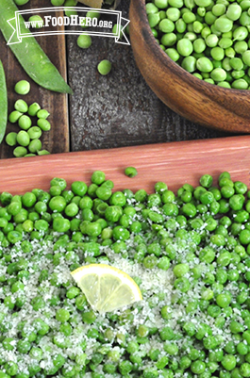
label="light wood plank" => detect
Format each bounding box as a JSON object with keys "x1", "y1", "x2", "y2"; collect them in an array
[{"x1": 0, "y1": 136, "x2": 249, "y2": 194}]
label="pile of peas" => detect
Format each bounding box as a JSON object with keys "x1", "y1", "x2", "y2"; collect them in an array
[
  {"x1": 2, "y1": 170, "x2": 250, "y2": 378},
  {"x1": 146, "y1": 0, "x2": 250, "y2": 88},
  {"x1": 5, "y1": 80, "x2": 50, "y2": 157}
]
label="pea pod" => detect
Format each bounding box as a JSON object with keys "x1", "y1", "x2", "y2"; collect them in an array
[
  {"x1": 0, "y1": 0, "x2": 72, "y2": 94},
  {"x1": 0, "y1": 60, "x2": 8, "y2": 144}
]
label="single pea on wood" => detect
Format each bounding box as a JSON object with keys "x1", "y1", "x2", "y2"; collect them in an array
[
  {"x1": 77, "y1": 34, "x2": 92, "y2": 49},
  {"x1": 97, "y1": 60, "x2": 112, "y2": 75},
  {"x1": 16, "y1": 130, "x2": 30, "y2": 147},
  {"x1": 37, "y1": 109, "x2": 50, "y2": 119},
  {"x1": 5, "y1": 132, "x2": 17, "y2": 147},
  {"x1": 9, "y1": 111, "x2": 22, "y2": 124},
  {"x1": 14, "y1": 80, "x2": 30, "y2": 95},
  {"x1": 125, "y1": 167, "x2": 138, "y2": 178},
  {"x1": 14, "y1": 100, "x2": 29, "y2": 113},
  {"x1": 28, "y1": 103, "x2": 41, "y2": 117}
]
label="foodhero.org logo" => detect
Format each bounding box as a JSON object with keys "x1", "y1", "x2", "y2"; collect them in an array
[
  {"x1": 7, "y1": 6, "x2": 130, "y2": 45},
  {"x1": 25, "y1": 14, "x2": 113, "y2": 29}
]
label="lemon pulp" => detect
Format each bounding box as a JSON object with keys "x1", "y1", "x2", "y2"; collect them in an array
[{"x1": 70, "y1": 263, "x2": 142, "y2": 313}]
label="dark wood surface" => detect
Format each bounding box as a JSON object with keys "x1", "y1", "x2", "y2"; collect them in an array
[
  {"x1": 0, "y1": 1, "x2": 69, "y2": 159},
  {"x1": 0, "y1": 0, "x2": 238, "y2": 159},
  {"x1": 67, "y1": 0, "x2": 233, "y2": 152}
]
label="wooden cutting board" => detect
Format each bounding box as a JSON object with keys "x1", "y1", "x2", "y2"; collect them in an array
[
  {"x1": 0, "y1": 135, "x2": 249, "y2": 195},
  {"x1": 0, "y1": 0, "x2": 69, "y2": 159}
]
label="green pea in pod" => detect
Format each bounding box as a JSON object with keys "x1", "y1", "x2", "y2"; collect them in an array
[
  {"x1": 0, "y1": 0, "x2": 72, "y2": 94},
  {"x1": 0, "y1": 60, "x2": 7, "y2": 145}
]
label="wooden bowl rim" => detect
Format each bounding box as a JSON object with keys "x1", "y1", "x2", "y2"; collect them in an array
[{"x1": 134, "y1": 0, "x2": 250, "y2": 98}]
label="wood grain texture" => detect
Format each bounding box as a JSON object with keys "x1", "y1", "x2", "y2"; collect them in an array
[
  {"x1": 129, "y1": 0, "x2": 250, "y2": 134},
  {"x1": 0, "y1": 136, "x2": 249, "y2": 195},
  {"x1": 0, "y1": 0, "x2": 69, "y2": 159}
]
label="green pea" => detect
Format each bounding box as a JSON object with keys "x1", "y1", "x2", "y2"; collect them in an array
[
  {"x1": 211, "y1": 47, "x2": 225, "y2": 61},
  {"x1": 77, "y1": 33, "x2": 92, "y2": 49},
  {"x1": 193, "y1": 21, "x2": 203, "y2": 33},
  {"x1": 211, "y1": 67, "x2": 227, "y2": 81},
  {"x1": 192, "y1": 38, "x2": 206, "y2": 54},
  {"x1": 241, "y1": 0, "x2": 250, "y2": 10},
  {"x1": 226, "y1": 3, "x2": 242, "y2": 21},
  {"x1": 14, "y1": 0, "x2": 29, "y2": 5},
  {"x1": 13, "y1": 146, "x2": 27, "y2": 157},
  {"x1": 173, "y1": 263, "x2": 189, "y2": 277},
  {"x1": 216, "y1": 293, "x2": 231, "y2": 307},
  {"x1": 176, "y1": 18, "x2": 187, "y2": 33},
  {"x1": 29, "y1": 15, "x2": 44, "y2": 28},
  {"x1": 14, "y1": 80, "x2": 30, "y2": 95},
  {"x1": 65, "y1": 203, "x2": 79, "y2": 217},
  {"x1": 16, "y1": 130, "x2": 30, "y2": 147},
  {"x1": 185, "y1": 31, "x2": 197, "y2": 41},
  {"x1": 219, "y1": 38, "x2": 233, "y2": 50},
  {"x1": 230, "y1": 57, "x2": 244, "y2": 70},
  {"x1": 124, "y1": 166, "x2": 138, "y2": 178},
  {"x1": 182, "y1": 56, "x2": 196, "y2": 72},
  {"x1": 14, "y1": 99, "x2": 28, "y2": 113},
  {"x1": 8, "y1": 110, "x2": 22, "y2": 124},
  {"x1": 205, "y1": 34, "x2": 218, "y2": 47},
  {"x1": 37, "y1": 119, "x2": 51, "y2": 131},
  {"x1": 229, "y1": 194, "x2": 245, "y2": 209},
  {"x1": 169, "y1": 0, "x2": 184, "y2": 7},
  {"x1": 214, "y1": 17, "x2": 233, "y2": 32},
  {"x1": 28, "y1": 102, "x2": 41, "y2": 116},
  {"x1": 233, "y1": 26, "x2": 248, "y2": 41},
  {"x1": 197, "y1": 57, "x2": 214, "y2": 72},
  {"x1": 240, "y1": 363, "x2": 250, "y2": 377},
  {"x1": 37, "y1": 149, "x2": 50, "y2": 155},
  {"x1": 212, "y1": 3, "x2": 226, "y2": 16},
  {"x1": 221, "y1": 355, "x2": 236, "y2": 371},
  {"x1": 155, "y1": 0, "x2": 168, "y2": 7},
  {"x1": 56, "y1": 308, "x2": 70, "y2": 322},
  {"x1": 5, "y1": 132, "x2": 17, "y2": 146},
  {"x1": 225, "y1": 47, "x2": 235, "y2": 58},
  {"x1": 167, "y1": 7, "x2": 181, "y2": 20},
  {"x1": 36, "y1": 109, "x2": 50, "y2": 119},
  {"x1": 159, "y1": 18, "x2": 175, "y2": 32},
  {"x1": 166, "y1": 47, "x2": 180, "y2": 61},
  {"x1": 5, "y1": 361, "x2": 18, "y2": 376},
  {"x1": 27, "y1": 126, "x2": 42, "y2": 139},
  {"x1": 97, "y1": 60, "x2": 112, "y2": 75},
  {"x1": 146, "y1": 3, "x2": 159, "y2": 14},
  {"x1": 177, "y1": 38, "x2": 193, "y2": 56},
  {"x1": 148, "y1": 12, "x2": 161, "y2": 28},
  {"x1": 18, "y1": 115, "x2": 32, "y2": 130},
  {"x1": 28, "y1": 139, "x2": 42, "y2": 153},
  {"x1": 183, "y1": 11, "x2": 196, "y2": 23},
  {"x1": 191, "y1": 361, "x2": 206, "y2": 374},
  {"x1": 242, "y1": 50, "x2": 250, "y2": 66}
]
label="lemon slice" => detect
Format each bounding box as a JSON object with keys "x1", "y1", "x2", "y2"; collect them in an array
[{"x1": 70, "y1": 264, "x2": 142, "y2": 313}]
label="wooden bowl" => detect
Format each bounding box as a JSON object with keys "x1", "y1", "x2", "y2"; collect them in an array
[{"x1": 129, "y1": 0, "x2": 250, "y2": 133}]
